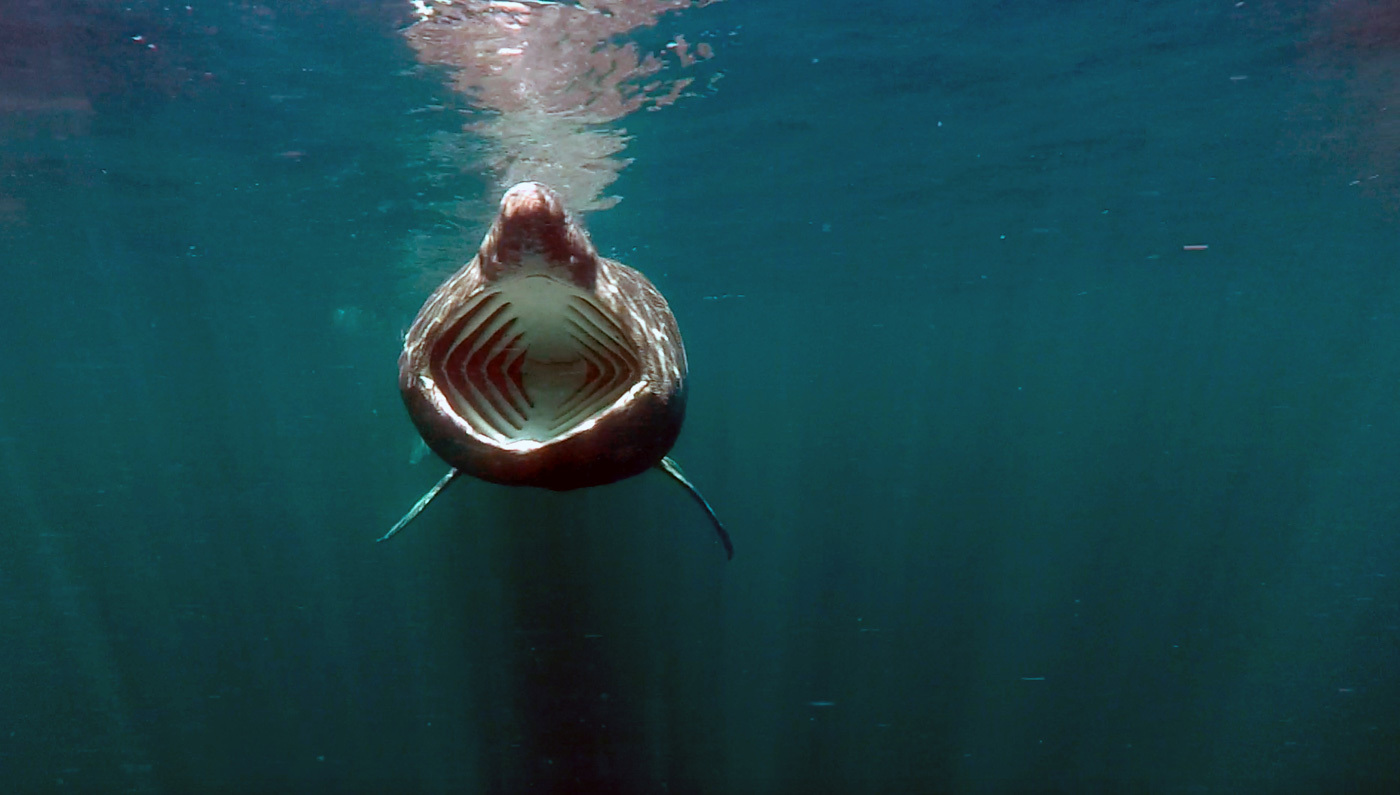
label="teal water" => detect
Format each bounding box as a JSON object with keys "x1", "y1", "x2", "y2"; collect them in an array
[{"x1": 2, "y1": 1, "x2": 1398, "y2": 792}]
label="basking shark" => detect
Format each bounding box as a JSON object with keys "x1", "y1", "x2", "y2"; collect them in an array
[{"x1": 381, "y1": 182, "x2": 732, "y2": 559}]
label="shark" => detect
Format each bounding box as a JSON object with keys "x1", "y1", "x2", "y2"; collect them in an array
[{"x1": 381, "y1": 181, "x2": 732, "y2": 559}]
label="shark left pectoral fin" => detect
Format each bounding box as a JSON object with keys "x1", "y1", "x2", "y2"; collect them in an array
[
  {"x1": 378, "y1": 468, "x2": 463, "y2": 543},
  {"x1": 657, "y1": 456, "x2": 733, "y2": 560}
]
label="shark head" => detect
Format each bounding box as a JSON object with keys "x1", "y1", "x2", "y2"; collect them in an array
[{"x1": 399, "y1": 181, "x2": 687, "y2": 491}]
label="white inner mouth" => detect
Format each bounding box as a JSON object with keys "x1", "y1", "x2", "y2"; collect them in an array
[{"x1": 431, "y1": 273, "x2": 641, "y2": 444}]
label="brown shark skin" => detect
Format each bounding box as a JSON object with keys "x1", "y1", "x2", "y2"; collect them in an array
[
  {"x1": 478, "y1": 181, "x2": 601, "y2": 286},
  {"x1": 399, "y1": 183, "x2": 687, "y2": 491}
]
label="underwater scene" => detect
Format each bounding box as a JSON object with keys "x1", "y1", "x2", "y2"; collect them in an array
[{"x1": 1, "y1": 0, "x2": 1398, "y2": 792}]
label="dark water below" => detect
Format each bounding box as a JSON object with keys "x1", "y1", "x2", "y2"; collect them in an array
[{"x1": 2, "y1": 1, "x2": 1398, "y2": 792}]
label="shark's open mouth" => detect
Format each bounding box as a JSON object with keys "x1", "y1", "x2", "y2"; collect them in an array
[{"x1": 429, "y1": 273, "x2": 641, "y2": 444}]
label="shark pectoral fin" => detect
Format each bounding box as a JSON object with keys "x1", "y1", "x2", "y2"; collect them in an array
[
  {"x1": 657, "y1": 456, "x2": 733, "y2": 560},
  {"x1": 378, "y1": 468, "x2": 463, "y2": 543}
]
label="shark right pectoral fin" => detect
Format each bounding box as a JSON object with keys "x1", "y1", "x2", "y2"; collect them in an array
[
  {"x1": 657, "y1": 456, "x2": 733, "y2": 560},
  {"x1": 378, "y1": 467, "x2": 463, "y2": 543}
]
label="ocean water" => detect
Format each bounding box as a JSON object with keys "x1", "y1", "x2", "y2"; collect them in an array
[{"x1": 2, "y1": 1, "x2": 1398, "y2": 792}]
